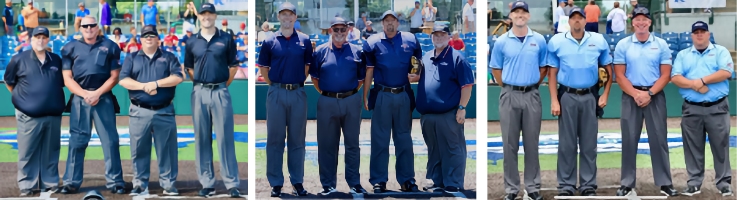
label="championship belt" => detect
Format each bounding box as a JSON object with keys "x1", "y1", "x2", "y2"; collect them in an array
[
  {"x1": 410, "y1": 56, "x2": 423, "y2": 75},
  {"x1": 598, "y1": 67, "x2": 609, "y2": 88}
]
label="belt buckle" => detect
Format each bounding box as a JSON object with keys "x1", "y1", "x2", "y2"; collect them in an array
[
  {"x1": 335, "y1": 92, "x2": 345, "y2": 99},
  {"x1": 391, "y1": 88, "x2": 401, "y2": 93},
  {"x1": 575, "y1": 89, "x2": 586, "y2": 95},
  {"x1": 285, "y1": 84, "x2": 295, "y2": 90}
]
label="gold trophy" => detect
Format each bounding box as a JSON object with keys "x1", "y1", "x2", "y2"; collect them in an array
[{"x1": 410, "y1": 56, "x2": 423, "y2": 75}]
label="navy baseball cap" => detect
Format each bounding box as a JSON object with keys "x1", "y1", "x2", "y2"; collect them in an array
[
  {"x1": 331, "y1": 17, "x2": 347, "y2": 26},
  {"x1": 632, "y1": 6, "x2": 650, "y2": 19},
  {"x1": 199, "y1": 3, "x2": 216, "y2": 14},
  {"x1": 278, "y1": 2, "x2": 296, "y2": 14},
  {"x1": 511, "y1": 1, "x2": 529, "y2": 12},
  {"x1": 431, "y1": 25, "x2": 450, "y2": 34},
  {"x1": 380, "y1": 10, "x2": 398, "y2": 20},
  {"x1": 141, "y1": 25, "x2": 158, "y2": 37},
  {"x1": 568, "y1": 6, "x2": 585, "y2": 18},
  {"x1": 692, "y1": 21, "x2": 709, "y2": 32},
  {"x1": 32, "y1": 26, "x2": 49, "y2": 37}
]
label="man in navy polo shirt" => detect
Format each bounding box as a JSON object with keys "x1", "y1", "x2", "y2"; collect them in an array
[
  {"x1": 59, "y1": 16, "x2": 125, "y2": 195},
  {"x1": 671, "y1": 21, "x2": 734, "y2": 197},
  {"x1": 119, "y1": 25, "x2": 183, "y2": 197},
  {"x1": 415, "y1": 24, "x2": 474, "y2": 194},
  {"x1": 362, "y1": 10, "x2": 422, "y2": 193},
  {"x1": 256, "y1": 1, "x2": 312, "y2": 197},
  {"x1": 4, "y1": 26, "x2": 65, "y2": 197},
  {"x1": 489, "y1": 2, "x2": 547, "y2": 200},
  {"x1": 612, "y1": 7, "x2": 678, "y2": 197},
  {"x1": 311, "y1": 17, "x2": 367, "y2": 196},
  {"x1": 183, "y1": 3, "x2": 241, "y2": 197},
  {"x1": 547, "y1": 7, "x2": 612, "y2": 197}
]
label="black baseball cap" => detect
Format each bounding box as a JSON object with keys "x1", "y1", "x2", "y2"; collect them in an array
[
  {"x1": 568, "y1": 6, "x2": 585, "y2": 18},
  {"x1": 278, "y1": 2, "x2": 296, "y2": 14},
  {"x1": 141, "y1": 25, "x2": 158, "y2": 37},
  {"x1": 691, "y1": 21, "x2": 709, "y2": 32},
  {"x1": 331, "y1": 17, "x2": 347, "y2": 26},
  {"x1": 632, "y1": 6, "x2": 650, "y2": 19},
  {"x1": 347, "y1": 21, "x2": 355, "y2": 26},
  {"x1": 510, "y1": 1, "x2": 529, "y2": 12},
  {"x1": 431, "y1": 25, "x2": 450, "y2": 34},
  {"x1": 199, "y1": 3, "x2": 216, "y2": 14},
  {"x1": 32, "y1": 26, "x2": 49, "y2": 37},
  {"x1": 381, "y1": 10, "x2": 398, "y2": 20}
]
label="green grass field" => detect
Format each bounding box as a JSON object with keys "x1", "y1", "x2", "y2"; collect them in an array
[{"x1": 0, "y1": 125, "x2": 248, "y2": 162}]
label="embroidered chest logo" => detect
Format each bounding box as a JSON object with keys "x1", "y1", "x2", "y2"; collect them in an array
[
  {"x1": 215, "y1": 42, "x2": 225, "y2": 46},
  {"x1": 345, "y1": 56, "x2": 354, "y2": 61},
  {"x1": 157, "y1": 57, "x2": 167, "y2": 62},
  {"x1": 401, "y1": 43, "x2": 409, "y2": 51},
  {"x1": 708, "y1": 54, "x2": 715, "y2": 56},
  {"x1": 530, "y1": 43, "x2": 536, "y2": 47},
  {"x1": 50, "y1": 66, "x2": 58, "y2": 71},
  {"x1": 440, "y1": 62, "x2": 448, "y2": 66},
  {"x1": 99, "y1": 46, "x2": 109, "y2": 52},
  {"x1": 588, "y1": 44, "x2": 596, "y2": 47}
]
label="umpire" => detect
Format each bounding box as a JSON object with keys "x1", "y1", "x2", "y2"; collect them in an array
[
  {"x1": 5, "y1": 26, "x2": 64, "y2": 196},
  {"x1": 183, "y1": 3, "x2": 240, "y2": 197},
  {"x1": 671, "y1": 21, "x2": 733, "y2": 197},
  {"x1": 488, "y1": 2, "x2": 547, "y2": 199},
  {"x1": 256, "y1": 2, "x2": 312, "y2": 197},
  {"x1": 119, "y1": 25, "x2": 182, "y2": 196},
  {"x1": 612, "y1": 7, "x2": 677, "y2": 197},
  {"x1": 363, "y1": 10, "x2": 422, "y2": 193},
  {"x1": 311, "y1": 17, "x2": 368, "y2": 196},
  {"x1": 547, "y1": 7, "x2": 612, "y2": 196},
  {"x1": 416, "y1": 25, "x2": 474, "y2": 194},
  {"x1": 60, "y1": 16, "x2": 125, "y2": 195}
]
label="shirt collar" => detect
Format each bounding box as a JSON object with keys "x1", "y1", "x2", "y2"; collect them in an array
[
  {"x1": 136, "y1": 48, "x2": 162, "y2": 59},
  {"x1": 629, "y1": 33, "x2": 654, "y2": 43},
  {"x1": 30, "y1": 50, "x2": 52, "y2": 64},
  {"x1": 505, "y1": 26, "x2": 534, "y2": 38},
  {"x1": 275, "y1": 28, "x2": 297, "y2": 38},
  {"x1": 564, "y1": 31, "x2": 591, "y2": 43},
  {"x1": 433, "y1": 45, "x2": 452, "y2": 60},
  {"x1": 197, "y1": 29, "x2": 221, "y2": 39},
  {"x1": 79, "y1": 36, "x2": 106, "y2": 45},
  {"x1": 690, "y1": 43, "x2": 714, "y2": 53},
  {"x1": 378, "y1": 31, "x2": 401, "y2": 40}
]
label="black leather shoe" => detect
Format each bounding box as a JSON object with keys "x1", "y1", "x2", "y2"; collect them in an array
[
  {"x1": 111, "y1": 186, "x2": 125, "y2": 194},
  {"x1": 444, "y1": 186, "x2": 460, "y2": 194},
  {"x1": 400, "y1": 180, "x2": 420, "y2": 192},
  {"x1": 19, "y1": 189, "x2": 33, "y2": 197},
  {"x1": 373, "y1": 182, "x2": 387, "y2": 193},
  {"x1": 44, "y1": 186, "x2": 60, "y2": 193},
  {"x1": 293, "y1": 183, "x2": 308, "y2": 196},
  {"x1": 581, "y1": 188, "x2": 596, "y2": 196},
  {"x1": 660, "y1": 185, "x2": 678, "y2": 196},
  {"x1": 271, "y1": 186, "x2": 282, "y2": 197},
  {"x1": 558, "y1": 190, "x2": 574, "y2": 196},
  {"x1": 720, "y1": 186, "x2": 733, "y2": 196},
  {"x1": 228, "y1": 188, "x2": 241, "y2": 197},
  {"x1": 682, "y1": 186, "x2": 701, "y2": 196},
  {"x1": 59, "y1": 185, "x2": 76, "y2": 194},
  {"x1": 503, "y1": 193, "x2": 517, "y2": 200},
  {"x1": 616, "y1": 186, "x2": 632, "y2": 196},
  {"x1": 527, "y1": 191, "x2": 543, "y2": 200},
  {"x1": 198, "y1": 188, "x2": 215, "y2": 196}
]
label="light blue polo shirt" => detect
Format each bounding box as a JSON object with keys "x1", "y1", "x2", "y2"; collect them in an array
[
  {"x1": 672, "y1": 43, "x2": 734, "y2": 102},
  {"x1": 547, "y1": 31, "x2": 612, "y2": 89},
  {"x1": 613, "y1": 34, "x2": 672, "y2": 86},
  {"x1": 141, "y1": 5, "x2": 158, "y2": 26},
  {"x1": 489, "y1": 27, "x2": 548, "y2": 86}
]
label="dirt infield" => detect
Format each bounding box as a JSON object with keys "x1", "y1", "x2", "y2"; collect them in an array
[
  {"x1": 255, "y1": 172, "x2": 477, "y2": 199},
  {"x1": 488, "y1": 117, "x2": 733, "y2": 133},
  {"x1": 488, "y1": 168, "x2": 737, "y2": 200},
  {"x1": 0, "y1": 161, "x2": 248, "y2": 199}
]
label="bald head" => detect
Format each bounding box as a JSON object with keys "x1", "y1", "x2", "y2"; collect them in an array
[{"x1": 5, "y1": 0, "x2": 10, "y2": 6}]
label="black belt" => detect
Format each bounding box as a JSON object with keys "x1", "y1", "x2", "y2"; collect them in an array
[
  {"x1": 271, "y1": 83, "x2": 304, "y2": 91},
  {"x1": 560, "y1": 85, "x2": 592, "y2": 95},
  {"x1": 130, "y1": 100, "x2": 171, "y2": 110},
  {"x1": 194, "y1": 82, "x2": 226, "y2": 89},
  {"x1": 685, "y1": 96, "x2": 726, "y2": 107},
  {"x1": 632, "y1": 86, "x2": 652, "y2": 91},
  {"x1": 378, "y1": 85, "x2": 405, "y2": 94},
  {"x1": 321, "y1": 89, "x2": 358, "y2": 99},
  {"x1": 504, "y1": 84, "x2": 538, "y2": 92}
]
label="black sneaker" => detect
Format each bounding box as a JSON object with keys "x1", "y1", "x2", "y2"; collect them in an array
[
  {"x1": 400, "y1": 180, "x2": 420, "y2": 192},
  {"x1": 660, "y1": 185, "x2": 678, "y2": 196},
  {"x1": 111, "y1": 186, "x2": 125, "y2": 194},
  {"x1": 320, "y1": 186, "x2": 337, "y2": 195},
  {"x1": 228, "y1": 188, "x2": 241, "y2": 198},
  {"x1": 197, "y1": 188, "x2": 215, "y2": 197},
  {"x1": 350, "y1": 185, "x2": 367, "y2": 194},
  {"x1": 681, "y1": 186, "x2": 701, "y2": 196},
  {"x1": 424, "y1": 184, "x2": 444, "y2": 191},
  {"x1": 720, "y1": 186, "x2": 733, "y2": 196},
  {"x1": 616, "y1": 186, "x2": 633, "y2": 196},
  {"x1": 59, "y1": 185, "x2": 77, "y2": 194},
  {"x1": 581, "y1": 188, "x2": 596, "y2": 196},
  {"x1": 558, "y1": 190, "x2": 574, "y2": 196},
  {"x1": 503, "y1": 193, "x2": 517, "y2": 200},
  {"x1": 444, "y1": 186, "x2": 460, "y2": 194},
  {"x1": 527, "y1": 191, "x2": 542, "y2": 200},
  {"x1": 19, "y1": 189, "x2": 32, "y2": 197},
  {"x1": 129, "y1": 186, "x2": 145, "y2": 196},
  {"x1": 44, "y1": 186, "x2": 60, "y2": 193},
  {"x1": 163, "y1": 187, "x2": 179, "y2": 196},
  {"x1": 373, "y1": 182, "x2": 387, "y2": 193},
  {"x1": 293, "y1": 183, "x2": 308, "y2": 196},
  {"x1": 271, "y1": 186, "x2": 282, "y2": 197}
]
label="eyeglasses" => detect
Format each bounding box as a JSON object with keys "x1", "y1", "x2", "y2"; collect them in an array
[
  {"x1": 332, "y1": 28, "x2": 347, "y2": 33},
  {"x1": 81, "y1": 24, "x2": 98, "y2": 29},
  {"x1": 142, "y1": 35, "x2": 158, "y2": 39}
]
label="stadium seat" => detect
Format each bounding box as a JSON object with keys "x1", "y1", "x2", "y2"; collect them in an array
[
  {"x1": 679, "y1": 43, "x2": 692, "y2": 51},
  {"x1": 679, "y1": 35, "x2": 692, "y2": 44},
  {"x1": 652, "y1": 32, "x2": 661, "y2": 38},
  {"x1": 663, "y1": 37, "x2": 679, "y2": 45},
  {"x1": 668, "y1": 43, "x2": 678, "y2": 51},
  {"x1": 464, "y1": 32, "x2": 476, "y2": 38},
  {"x1": 467, "y1": 56, "x2": 476, "y2": 64},
  {"x1": 463, "y1": 37, "x2": 476, "y2": 44},
  {"x1": 415, "y1": 33, "x2": 429, "y2": 39}
]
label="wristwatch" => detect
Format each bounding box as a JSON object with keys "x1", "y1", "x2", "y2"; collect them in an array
[
  {"x1": 648, "y1": 90, "x2": 654, "y2": 96},
  {"x1": 458, "y1": 105, "x2": 466, "y2": 110}
]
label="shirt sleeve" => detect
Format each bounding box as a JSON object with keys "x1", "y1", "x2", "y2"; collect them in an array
[
  {"x1": 413, "y1": 35, "x2": 422, "y2": 59},
  {"x1": 303, "y1": 37, "x2": 313, "y2": 66},
  {"x1": 598, "y1": 38, "x2": 613, "y2": 65},
  {"x1": 456, "y1": 53, "x2": 476, "y2": 87},
  {"x1": 717, "y1": 47, "x2": 735, "y2": 73},
  {"x1": 671, "y1": 50, "x2": 685, "y2": 77},
  {"x1": 357, "y1": 49, "x2": 367, "y2": 81},
  {"x1": 118, "y1": 52, "x2": 134, "y2": 80},
  {"x1": 109, "y1": 43, "x2": 122, "y2": 70},
  {"x1": 169, "y1": 54, "x2": 184, "y2": 78},
  {"x1": 613, "y1": 40, "x2": 626, "y2": 64},
  {"x1": 256, "y1": 38, "x2": 271, "y2": 67},
  {"x1": 537, "y1": 37, "x2": 548, "y2": 67},
  {"x1": 3, "y1": 55, "x2": 19, "y2": 86},
  {"x1": 547, "y1": 39, "x2": 560, "y2": 68},
  {"x1": 184, "y1": 39, "x2": 195, "y2": 69},
  {"x1": 227, "y1": 36, "x2": 239, "y2": 67},
  {"x1": 308, "y1": 47, "x2": 321, "y2": 79},
  {"x1": 489, "y1": 38, "x2": 503, "y2": 69},
  {"x1": 61, "y1": 43, "x2": 74, "y2": 70},
  {"x1": 362, "y1": 40, "x2": 376, "y2": 67},
  {"x1": 659, "y1": 40, "x2": 672, "y2": 65}
]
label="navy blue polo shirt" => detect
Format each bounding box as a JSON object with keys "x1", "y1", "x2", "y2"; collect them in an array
[
  {"x1": 184, "y1": 29, "x2": 238, "y2": 83},
  {"x1": 61, "y1": 36, "x2": 122, "y2": 90},
  {"x1": 256, "y1": 29, "x2": 313, "y2": 84},
  {"x1": 416, "y1": 46, "x2": 475, "y2": 115},
  {"x1": 363, "y1": 31, "x2": 422, "y2": 87},
  {"x1": 4, "y1": 51, "x2": 66, "y2": 117},
  {"x1": 310, "y1": 42, "x2": 366, "y2": 93},
  {"x1": 119, "y1": 50, "x2": 183, "y2": 106},
  {"x1": 3, "y1": 6, "x2": 12, "y2": 26}
]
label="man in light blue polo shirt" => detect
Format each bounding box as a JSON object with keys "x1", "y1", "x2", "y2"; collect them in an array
[
  {"x1": 489, "y1": 1, "x2": 546, "y2": 200},
  {"x1": 547, "y1": 6, "x2": 612, "y2": 197},
  {"x1": 612, "y1": 7, "x2": 678, "y2": 197},
  {"x1": 141, "y1": 0, "x2": 158, "y2": 30},
  {"x1": 671, "y1": 21, "x2": 734, "y2": 197}
]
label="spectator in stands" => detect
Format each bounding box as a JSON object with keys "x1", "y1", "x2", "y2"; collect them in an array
[
  {"x1": 410, "y1": 1, "x2": 422, "y2": 33},
  {"x1": 124, "y1": 36, "x2": 141, "y2": 53},
  {"x1": 238, "y1": 22, "x2": 246, "y2": 35},
  {"x1": 162, "y1": 37, "x2": 178, "y2": 52},
  {"x1": 99, "y1": 0, "x2": 111, "y2": 34},
  {"x1": 606, "y1": 2, "x2": 627, "y2": 35},
  {"x1": 129, "y1": 26, "x2": 140, "y2": 43},
  {"x1": 362, "y1": 20, "x2": 377, "y2": 39},
  {"x1": 164, "y1": 27, "x2": 178, "y2": 44},
  {"x1": 14, "y1": 31, "x2": 30, "y2": 52},
  {"x1": 141, "y1": 0, "x2": 159, "y2": 30},
  {"x1": 222, "y1": 19, "x2": 235, "y2": 37},
  {"x1": 563, "y1": 0, "x2": 575, "y2": 16},
  {"x1": 462, "y1": 0, "x2": 475, "y2": 33},
  {"x1": 257, "y1": 21, "x2": 273, "y2": 42},
  {"x1": 74, "y1": 2, "x2": 90, "y2": 33},
  {"x1": 107, "y1": 27, "x2": 127, "y2": 49},
  {"x1": 448, "y1": 31, "x2": 464, "y2": 50},
  {"x1": 38, "y1": 8, "x2": 47, "y2": 18},
  {"x1": 17, "y1": 10, "x2": 23, "y2": 32},
  {"x1": 3, "y1": 0, "x2": 13, "y2": 36},
  {"x1": 584, "y1": 1, "x2": 600, "y2": 33},
  {"x1": 180, "y1": 27, "x2": 193, "y2": 45},
  {"x1": 123, "y1": 10, "x2": 132, "y2": 22},
  {"x1": 181, "y1": 2, "x2": 197, "y2": 31},
  {"x1": 21, "y1": 1, "x2": 38, "y2": 37},
  {"x1": 422, "y1": 1, "x2": 436, "y2": 28},
  {"x1": 554, "y1": 0, "x2": 567, "y2": 33},
  {"x1": 235, "y1": 33, "x2": 247, "y2": 79},
  {"x1": 347, "y1": 21, "x2": 360, "y2": 42},
  {"x1": 357, "y1": 11, "x2": 367, "y2": 30}
]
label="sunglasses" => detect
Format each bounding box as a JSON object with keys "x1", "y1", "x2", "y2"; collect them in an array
[
  {"x1": 332, "y1": 28, "x2": 347, "y2": 33},
  {"x1": 142, "y1": 34, "x2": 158, "y2": 39},
  {"x1": 81, "y1": 24, "x2": 98, "y2": 29}
]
